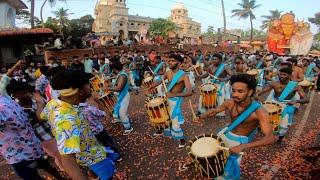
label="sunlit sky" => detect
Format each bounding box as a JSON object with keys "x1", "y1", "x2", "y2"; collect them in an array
[{"x1": 20, "y1": 0, "x2": 320, "y2": 33}]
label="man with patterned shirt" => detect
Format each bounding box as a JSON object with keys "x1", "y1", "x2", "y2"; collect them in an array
[
  {"x1": 41, "y1": 69, "x2": 116, "y2": 180},
  {"x1": 0, "y1": 60, "x2": 62, "y2": 180}
]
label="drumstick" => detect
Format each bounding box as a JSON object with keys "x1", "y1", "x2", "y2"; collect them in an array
[
  {"x1": 162, "y1": 77, "x2": 168, "y2": 93},
  {"x1": 148, "y1": 66, "x2": 155, "y2": 75},
  {"x1": 188, "y1": 99, "x2": 197, "y2": 121},
  {"x1": 217, "y1": 145, "x2": 245, "y2": 155}
]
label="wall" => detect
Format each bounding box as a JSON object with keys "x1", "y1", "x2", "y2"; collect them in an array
[{"x1": 0, "y1": 2, "x2": 16, "y2": 28}]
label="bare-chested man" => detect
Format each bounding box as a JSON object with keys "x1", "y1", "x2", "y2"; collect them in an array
[
  {"x1": 197, "y1": 54, "x2": 233, "y2": 116},
  {"x1": 180, "y1": 55, "x2": 195, "y2": 90},
  {"x1": 233, "y1": 56, "x2": 248, "y2": 74},
  {"x1": 148, "y1": 54, "x2": 192, "y2": 148},
  {"x1": 256, "y1": 67, "x2": 308, "y2": 141},
  {"x1": 301, "y1": 58, "x2": 320, "y2": 83},
  {"x1": 198, "y1": 74, "x2": 276, "y2": 179},
  {"x1": 287, "y1": 58, "x2": 304, "y2": 82}
]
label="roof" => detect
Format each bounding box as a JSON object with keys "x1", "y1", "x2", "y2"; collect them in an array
[
  {"x1": 172, "y1": 2, "x2": 187, "y2": 10},
  {"x1": 0, "y1": 28, "x2": 53, "y2": 37},
  {"x1": 5, "y1": 0, "x2": 27, "y2": 9}
]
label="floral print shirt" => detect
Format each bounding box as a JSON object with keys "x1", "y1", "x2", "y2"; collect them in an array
[
  {"x1": 40, "y1": 99, "x2": 106, "y2": 166},
  {"x1": 0, "y1": 95, "x2": 43, "y2": 164}
]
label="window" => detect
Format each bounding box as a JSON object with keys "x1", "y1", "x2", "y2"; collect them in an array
[
  {"x1": 178, "y1": 10, "x2": 181, "y2": 13},
  {"x1": 138, "y1": 23, "x2": 140, "y2": 26},
  {"x1": 120, "y1": 23, "x2": 123, "y2": 26},
  {"x1": 131, "y1": 23, "x2": 134, "y2": 26},
  {"x1": 143, "y1": 24, "x2": 145, "y2": 26}
]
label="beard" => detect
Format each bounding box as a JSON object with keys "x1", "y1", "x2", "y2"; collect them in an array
[{"x1": 169, "y1": 64, "x2": 178, "y2": 70}]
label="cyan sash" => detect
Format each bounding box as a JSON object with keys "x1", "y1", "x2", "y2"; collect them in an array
[
  {"x1": 224, "y1": 101, "x2": 262, "y2": 134},
  {"x1": 305, "y1": 63, "x2": 316, "y2": 78},
  {"x1": 113, "y1": 71, "x2": 129, "y2": 117},
  {"x1": 153, "y1": 61, "x2": 164, "y2": 75},
  {"x1": 278, "y1": 81, "x2": 298, "y2": 102},
  {"x1": 166, "y1": 70, "x2": 186, "y2": 124},
  {"x1": 167, "y1": 70, "x2": 185, "y2": 92},
  {"x1": 100, "y1": 64, "x2": 110, "y2": 75},
  {"x1": 211, "y1": 63, "x2": 225, "y2": 83},
  {"x1": 256, "y1": 61, "x2": 263, "y2": 69},
  {"x1": 197, "y1": 54, "x2": 204, "y2": 62}
]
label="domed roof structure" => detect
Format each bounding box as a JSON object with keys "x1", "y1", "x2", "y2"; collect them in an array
[{"x1": 172, "y1": 1, "x2": 187, "y2": 10}]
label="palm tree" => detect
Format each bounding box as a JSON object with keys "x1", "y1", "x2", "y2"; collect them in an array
[
  {"x1": 221, "y1": 0, "x2": 226, "y2": 35},
  {"x1": 52, "y1": 7, "x2": 73, "y2": 35},
  {"x1": 260, "y1": 10, "x2": 282, "y2": 30},
  {"x1": 30, "y1": 0, "x2": 35, "y2": 28},
  {"x1": 40, "y1": 0, "x2": 66, "y2": 27},
  {"x1": 231, "y1": 0, "x2": 261, "y2": 43}
]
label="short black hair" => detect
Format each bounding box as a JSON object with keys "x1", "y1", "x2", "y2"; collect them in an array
[
  {"x1": 230, "y1": 74, "x2": 257, "y2": 90},
  {"x1": 212, "y1": 53, "x2": 222, "y2": 61},
  {"x1": 110, "y1": 60, "x2": 123, "y2": 72},
  {"x1": 51, "y1": 69, "x2": 92, "y2": 90},
  {"x1": 40, "y1": 66, "x2": 50, "y2": 76},
  {"x1": 169, "y1": 54, "x2": 183, "y2": 63},
  {"x1": 279, "y1": 67, "x2": 293, "y2": 75},
  {"x1": 6, "y1": 80, "x2": 34, "y2": 95}
]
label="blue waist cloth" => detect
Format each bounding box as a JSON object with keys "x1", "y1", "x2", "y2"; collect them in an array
[
  {"x1": 282, "y1": 105, "x2": 295, "y2": 125},
  {"x1": 89, "y1": 147, "x2": 117, "y2": 180},
  {"x1": 168, "y1": 97, "x2": 184, "y2": 124}
]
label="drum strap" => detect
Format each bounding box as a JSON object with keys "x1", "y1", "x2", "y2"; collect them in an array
[
  {"x1": 305, "y1": 63, "x2": 316, "y2": 78},
  {"x1": 100, "y1": 64, "x2": 110, "y2": 75},
  {"x1": 214, "y1": 63, "x2": 225, "y2": 78},
  {"x1": 153, "y1": 61, "x2": 164, "y2": 75},
  {"x1": 278, "y1": 81, "x2": 298, "y2": 102},
  {"x1": 167, "y1": 70, "x2": 185, "y2": 92},
  {"x1": 224, "y1": 101, "x2": 261, "y2": 134},
  {"x1": 256, "y1": 61, "x2": 263, "y2": 69}
]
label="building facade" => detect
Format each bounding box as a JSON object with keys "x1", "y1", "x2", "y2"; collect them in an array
[{"x1": 93, "y1": 0, "x2": 201, "y2": 42}]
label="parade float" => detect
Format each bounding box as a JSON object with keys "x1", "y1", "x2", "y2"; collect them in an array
[{"x1": 267, "y1": 12, "x2": 313, "y2": 55}]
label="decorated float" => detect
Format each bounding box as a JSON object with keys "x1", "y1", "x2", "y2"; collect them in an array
[{"x1": 267, "y1": 12, "x2": 313, "y2": 55}]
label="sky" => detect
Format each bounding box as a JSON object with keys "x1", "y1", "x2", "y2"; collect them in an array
[{"x1": 20, "y1": 0, "x2": 320, "y2": 34}]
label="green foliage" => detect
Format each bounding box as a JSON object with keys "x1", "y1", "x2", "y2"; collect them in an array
[
  {"x1": 149, "y1": 18, "x2": 177, "y2": 38},
  {"x1": 16, "y1": 9, "x2": 41, "y2": 26},
  {"x1": 43, "y1": 15, "x2": 94, "y2": 37},
  {"x1": 231, "y1": 0, "x2": 261, "y2": 42},
  {"x1": 309, "y1": 12, "x2": 320, "y2": 29},
  {"x1": 260, "y1": 10, "x2": 282, "y2": 30},
  {"x1": 201, "y1": 26, "x2": 216, "y2": 41}
]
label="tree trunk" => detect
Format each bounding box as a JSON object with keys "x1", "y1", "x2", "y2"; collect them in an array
[
  {"x1": 41, "y1": 0, "x2": 48, "y2": 27},
  {"x1": 30, "y1": 0, "x2": 35, "y2": 28},
  {"x1": 250, "y1": 15, "x2": 253, "y2": 44},
  {"x1": 221, "y1": 0, "x2": 226, "y2": 36}
]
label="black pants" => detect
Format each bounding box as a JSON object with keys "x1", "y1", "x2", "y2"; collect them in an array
[
  {"x1": 11, "y1": 158, "x2": 64, "y2": 180},
  {"x1": 95, "y1": 129, "x2": 121, "y2": 155}
]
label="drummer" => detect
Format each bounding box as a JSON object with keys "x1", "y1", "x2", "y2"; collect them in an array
[
  {"x1": 107, "y1": 60, "x2": 133, "y2": 135},
  {"x1": 287, "y1": 58, "x2": 304, "y2": 82},
  {"x1": 256, "y1": 67, "x2": 308, "y2": 141},
  {"x1": 148, "y1": 54, "x2": 192, "y2": 148},
  {"x1": 233, "y1": 56, "x2": 248, "y2": 74},
  {"x1": 302, "y1": 58, "x2": 319, "y2": 85},
  {"x1": 197, "y1": 53, "x2": 233, "y2": 116},
  {"x1": 180, "y1": 55, "x2": 195, "y2": 90},
  {"x1": 198, "y1": 74, "x2": 276, "y2": 179},
  {"x1": 254, "y1": 53, "x2": 267, "y2": 89}
]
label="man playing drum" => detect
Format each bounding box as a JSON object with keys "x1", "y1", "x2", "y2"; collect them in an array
[
  {"x1": 301, "y1": 58, "x2": 319, "y2": 86},
  {"x1": 198, "y1": 74, "x2": 276, "y2": 179},
  {"x1": 148, "y1": 54, "x2": 192, "y2": 148},
  {"x1": 256, "y1": 67, "x2": 309, "y2": 141},
  {"x1": 197, "y1": 54, "x2": 233, "y2": 116},
  {"x1": 107, "y1": 60, "x2": 134, "y2": 135}
]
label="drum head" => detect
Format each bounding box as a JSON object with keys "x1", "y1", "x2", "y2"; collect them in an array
[
  {"x1": 247, "y1": 69, "x2": 258, "y2": 75},
  {"x1": 144, "y1": 76, "x2": 153, "y2": 82},
  {"x1": 147, "y1": 97, "x2": 165, "y2": 107},
  {"x1": 191, "y1": 137, "x2": 220, "y2": 157},
  {"x1": 263, "y1": 102, "x2": 281, "y2": 113},
  {"x1": 201, "y1": 84, "x2": 216, "y2": 92},
  {"x1": 298, "y1": 80, "x2": 311, "y2": 87}
]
